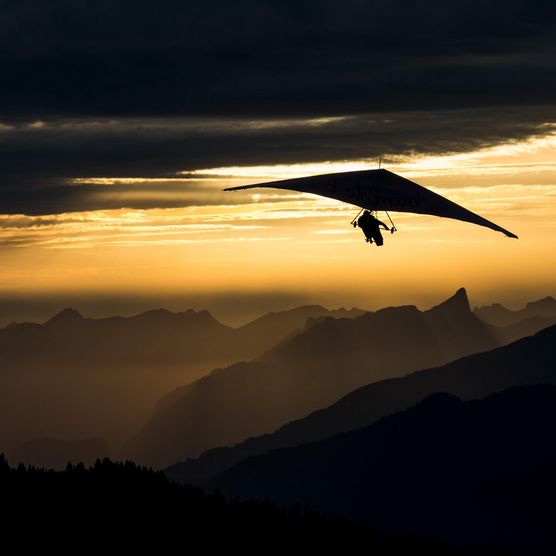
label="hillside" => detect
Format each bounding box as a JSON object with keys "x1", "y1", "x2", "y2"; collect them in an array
[
  {"x1": 169, "y1": 322, "x2": 556, "y2": 486},
  {"x1": 209, "y1": 385, "x2": 556, "y2": 554}
]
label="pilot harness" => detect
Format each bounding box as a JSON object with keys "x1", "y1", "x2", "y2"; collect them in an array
[{"x1": 350, "y1": 209, "x2": 397, "y2": 233}]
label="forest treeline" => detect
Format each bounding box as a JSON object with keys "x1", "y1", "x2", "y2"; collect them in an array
[{"x1": 0, "y1": 454, "x2": 508, "y2": 555}]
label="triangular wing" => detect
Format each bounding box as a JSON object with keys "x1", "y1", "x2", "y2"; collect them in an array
[{"x1": 224, "y1": 169, "x2": 518, "y2": 238}]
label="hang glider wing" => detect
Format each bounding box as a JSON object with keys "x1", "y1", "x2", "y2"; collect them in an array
[{"x1": 224, "y1": 169, "x2": 518, "y2": 238}]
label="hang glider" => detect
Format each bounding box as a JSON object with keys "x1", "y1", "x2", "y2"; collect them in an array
[{"x1": 224, "y1": 169, "x2": 518, "y2": 239}]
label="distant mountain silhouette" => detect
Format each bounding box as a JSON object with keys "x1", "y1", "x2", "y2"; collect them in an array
[
  {"x1": 168, "y1": 323, "x2": 556, "y2": 486},
  {"x1": 9, "y1": 437, "x2": 109, "y2": 469},
  {"x1": 265, "y1": 288, "x2": 496, "y2": 368},
  {"x1": 235, "y1": 304, "x2": 365, "y2": 358},
  {"x1": 475, "y1": 295, "x2": 556, "y2": 326},
  {"x1": 0, "y1": 304, "x2": 359, "y2": 456},
  {"x1": 494, "y1": 314, "x2": 556, "y2": 344},
  {"x1": 130, "y1": 288, "x2": 502, "y2": 468},
  {"x1": 0, "y1": 307, "x2": 236, "y2": 453},
  {"x1": 46, "y1": 307, "x2": 85, "y2": 324},
  {"x1": 1, "y1": 304, "x2": 363, "y2": 368},
  {"x1": 1, "y1": 306, "x2": 234, "y2": 371},
  {"x1": 154, "y1": 304, "x2": 362, "y2": 417},
  {"x1": 208, "y1": 385, "x2": 556, "y2": 554}
]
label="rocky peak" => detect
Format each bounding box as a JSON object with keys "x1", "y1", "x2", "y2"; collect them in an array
[
  {"x1": 46, "y1": 308, "x2": 84, "y2": 325},
  {"x1": 429, "y1": 288, "x2": 470, "y2": 315}
]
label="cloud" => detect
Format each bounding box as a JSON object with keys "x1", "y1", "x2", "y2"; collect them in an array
[
  {"x1": 1, "y1": 1, "x2": 556, "y2": 215},
  {"x1": 1, "y1": 106, "x2": 556, "y2": 215},
  {"x1": 1, "y1": 1, "x2": 556, "y2": 120}
]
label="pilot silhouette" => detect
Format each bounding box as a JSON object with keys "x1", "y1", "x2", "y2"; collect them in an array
[{"x1": 357, "y1": 210, "x2": 390, "y2": 246}]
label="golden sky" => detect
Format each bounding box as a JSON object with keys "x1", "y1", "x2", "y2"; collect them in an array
[{"x1": 1, "y1": 131, "x2": 555, "y2": 316}]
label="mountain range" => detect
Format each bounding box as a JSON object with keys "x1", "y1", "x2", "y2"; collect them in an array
[
  {"x1": 207, "y1": 384, "x2": 556, "y2": 554},
  {"x1": 3, "y1": 290, "x2": 555, "y2": 470},
  {"x1": 130, "y1": 288, "x2": 508, "y2": 467},
  {"x1": 0, "y1": 303, "x2": 361, "y2": 458},
  {"x1": 168, "y1": 320, "x2": 556, "y2": 486},
  {"x1": 474, "y1": 295, "x2": 556, "y2": 327}
]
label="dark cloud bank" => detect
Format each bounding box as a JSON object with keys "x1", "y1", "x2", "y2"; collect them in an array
[{"x1": 1, "y1": 1, "x2": 556, "y2": 215}]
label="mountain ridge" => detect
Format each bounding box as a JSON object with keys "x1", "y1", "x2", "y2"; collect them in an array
[
  {"x1": 130, "y1": 288, "x2": 502, "y2": 468},
  {"x1": 168, "y1": 322, "x2": 556, "y2": 486},
  {"x1": 0, "y1": 302, "x2": 364, "y2": 462},
  {"x1": 474, "y1": 294, "x2": 556, "y2": 326},
  {"x1": 207, "y1": 384, "x2": 556, "y2": 553}
]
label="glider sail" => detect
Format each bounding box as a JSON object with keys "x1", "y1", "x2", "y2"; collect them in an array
[{"x1": 224, "y1": 169, "x2": 518, "y2": 238}]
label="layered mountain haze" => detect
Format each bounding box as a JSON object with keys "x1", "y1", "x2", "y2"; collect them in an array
[
  {"x1": 0, "y1": 303, "x2": 358, "y2": 460},
  {"x1": 474, "y1": 295, "x2": 556, "y2": 327},
  {"x1": 0, "y1": 307, "x2": 231, "y2": 453},
  {"x1": 129, "y1": 288, "x2": 508, "y2": 468},
  {"x1": 237, "y1": 305, "x2": 366, "y2": 346},
  {"x1": 169, "y1": 322, "x2": 556, "y2": 486},
  {"x1": 494, "y1": 314, "x2": 556, "y2": 344},
  {"x1": 3, "y1": 289, "x2": 554, "y2": 470},
  {"x1": 264, "y1": 287, "x2": 495, "y2": 368},
  {"x1": 207, "y1": 384, "x2": 556, "y2": 554}
]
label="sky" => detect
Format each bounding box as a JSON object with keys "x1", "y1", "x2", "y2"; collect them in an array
[{"x1": 1, "y1": 1, "x2": 556, "y2": 325}]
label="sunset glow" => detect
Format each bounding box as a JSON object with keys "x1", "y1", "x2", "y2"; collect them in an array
[{"x1": 2, "y1": 129, "x2": 555, "y2": 321}]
